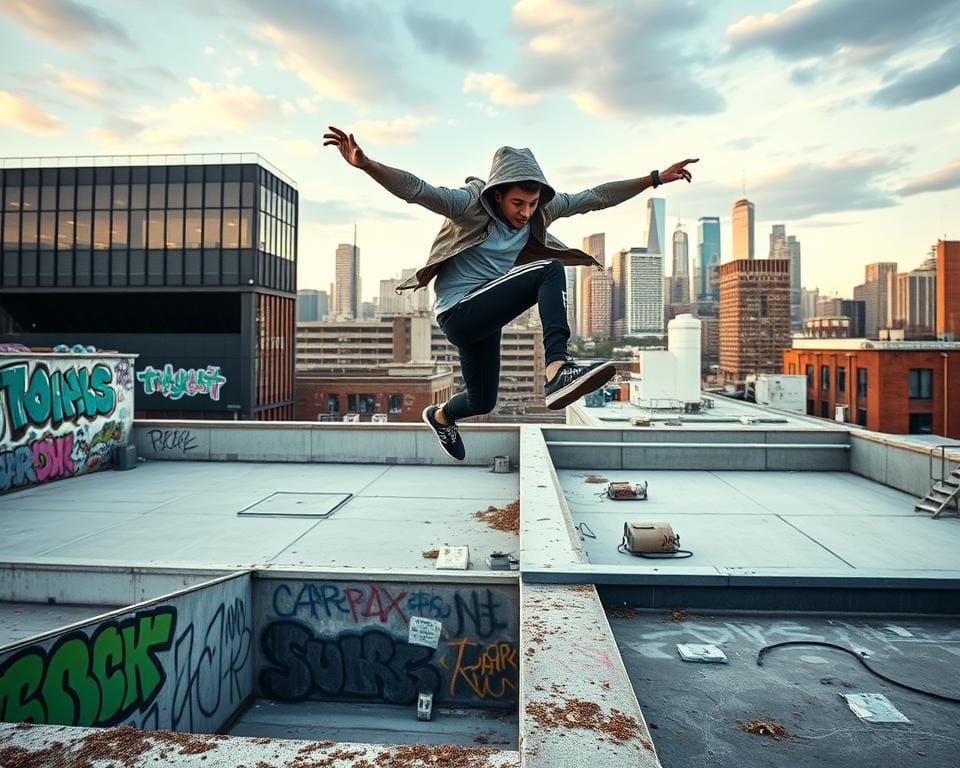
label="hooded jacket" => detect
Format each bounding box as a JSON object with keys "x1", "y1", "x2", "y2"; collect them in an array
[{"x1": 363, "y1": 146, "x2": 648, "y2": 293}]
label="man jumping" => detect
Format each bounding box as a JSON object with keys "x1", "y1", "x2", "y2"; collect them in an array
[{"x1": 324, "y1": 126, "x2": 697, "y2": 460}]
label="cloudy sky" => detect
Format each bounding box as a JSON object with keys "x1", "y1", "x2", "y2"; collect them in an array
[{"x1": 1, "y1": 0, "x2": 959, "y2": 300}]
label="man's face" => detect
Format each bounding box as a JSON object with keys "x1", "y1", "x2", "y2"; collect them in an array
[{"x1": 494, "y1": 185, "x2": 539, "y2": 229}]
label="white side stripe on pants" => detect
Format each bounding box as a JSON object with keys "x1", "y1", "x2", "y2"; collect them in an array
[{"x1": 458, "y1": 259, "x2": 555, "y2": 304}]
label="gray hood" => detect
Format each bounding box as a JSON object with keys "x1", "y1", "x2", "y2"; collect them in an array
[{"x1": 479, "y1": 146, "x2": 556, "y2": 213}]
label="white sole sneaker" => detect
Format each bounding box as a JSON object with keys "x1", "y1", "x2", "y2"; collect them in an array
[{"x1": 545, "y1": 361, "x2": 617, "y2": 410}]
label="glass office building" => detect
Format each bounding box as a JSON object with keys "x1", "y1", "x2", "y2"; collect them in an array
[{"x1": 0, "y1": 155, "x2": 298, "y2": 419}]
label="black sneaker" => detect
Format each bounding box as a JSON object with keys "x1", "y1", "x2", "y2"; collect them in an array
[
  {"x1": 545, "y1": 360, "x2": 617, "y2": 410},
  {"x1": 422, "y1": 404, "x2": 466, "y2": 461}
]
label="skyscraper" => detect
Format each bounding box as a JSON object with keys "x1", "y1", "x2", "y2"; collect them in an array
[
  {"x1": 578, "y1": 234, "x2": 605, "y2": 337},
  {"x1": 854, "y1": 262, "x2": 897, "y2": 338},
  {"x1": 378, "y1": 277, "x2": 402, "y2": 315},
  {"x1": 400, "y1": 267, "x2": 431, "y2": 314},
  {"x1": 770, "y1": 225, "x2": 802, "y2": 328},
  {"x1": 589, "y1": 270, "x2": 613, "y2": 339},
  {"x1": 335, "y1": 242, "x2": 359, "y2": 319},
  {"x1": 670, "y1": 223, "x2": 689, "y2": 305},
  {"x1": 565, "y1": 266, "x2": 578, "y2": 336},
  {"x1": 696, "y1": 217, "x2": 721, "y2": 302},
  {"x1": 297, "y1": 289, "x2": 329, "y2": 322},
  {"x1": 718, "y1": 259, "x2": 791, "y2": 383},
  {"x1": 892, "y1": 267, "x2": 937, "y2": 337},
  {"x1": 646, "y1": 199, "x2": 666, "y2": 255},
  {"x1": 732, "y1": 198, "x2": 755, "y2": 261},
  {"x1": 610, "y1": 250, "x2": 627, "y2": 338},
  {"x1": 937, "y1": 240, "x2": 960, "y2": 340},
  {"x1": 625, "y1": 246, "x2": 663, "y2": 336}
]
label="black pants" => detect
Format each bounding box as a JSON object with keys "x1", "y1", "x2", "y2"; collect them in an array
[{"x1": 437, "y1": 258, "x2": 570, "y2": 422}]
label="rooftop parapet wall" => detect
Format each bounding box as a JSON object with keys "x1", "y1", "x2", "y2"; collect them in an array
[
  {"x1": 0, "y1": 571, "x2": 252, "y2": 733},
  {"x1": 134, "y1": 420, "x2": 520, "y2": 467},
  {"x1": 0, "y1": 352, "x2": 136, "y2": 494},
  {"x1": 252, "y1": 574, "x2": 519, "y2": 710}
]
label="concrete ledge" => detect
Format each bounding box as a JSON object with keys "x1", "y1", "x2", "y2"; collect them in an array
[
  {"x1": 519, "y1": 426, "x2": 585, "y2": 570},
  {"x1": 0, "y1": 723, "x2": 521, "y2": 767},
  {"x1": 0, "y1": 560, "x2": 235, "y2": 604},
  {"x1": 520, "y1": 583, "x2": 660, "y2": 767}
]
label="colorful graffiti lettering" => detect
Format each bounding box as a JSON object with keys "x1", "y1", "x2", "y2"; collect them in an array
[
  {"x1": 440, "y1": 637, "x2": 518, "y2": 699},
  {"x1": 273, "y1": 583, "x2": 408, "y2": 625},
  {"x1": 259, "y1": 623, "x2": 440, "y2": 706},
  {"x1": 0, "y1": 361, "x2": 116, "y2": 443},
  {"x1": 0, "y1": 608, "x2": 176, "y2": 726},
  {"x1": 0, "y1": 433, "x2": 80, "y2": 492},
  {"x1": 136, "y1": 364, "x2": 226, "y2": 401}
]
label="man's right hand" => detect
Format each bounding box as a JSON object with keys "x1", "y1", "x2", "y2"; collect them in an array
[{"x1": 323, "y1": 126, "x2": 369, "y2": 169}]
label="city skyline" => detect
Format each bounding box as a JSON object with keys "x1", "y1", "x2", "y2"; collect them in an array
[{"x1": 1, "y1": 0, "x2": 958, "y2": 299}]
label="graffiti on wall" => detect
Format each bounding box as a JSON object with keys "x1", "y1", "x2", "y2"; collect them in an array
[
  {"x1": 0, "y1": 608, "x2": 176, "y2": 726},
  {"x1": 136, "y1": 364, "x2": 226, "y2": 402},
  {"x1": 260, "y1": 582, "x2": 518, "y2": 707},
  {"x1": 0, "y1": 582, "x2": 252, "y2": 733},
  {"x1": 0, "y1": 356, "x2": 133, "y2": 493}
]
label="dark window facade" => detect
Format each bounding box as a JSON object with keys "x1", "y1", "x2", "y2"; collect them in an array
[
  {"x1": 909, "y1": 412, "x2": 933, "y2": 434},
  {"x1": 857, "y1": 368, "x2": 868, "y2": 397},
  {"x1": 347, "y1": 393, "x2": 377, "y2": 413},
  {"x1": 805, "y1": 364, "x2": 814, "y2": 388},
  {"x1": 836, "y1": 366, "x2": 846, "y2": 394},
  {"x1": 388, "y1": 394, "x2": 403, "y2": 413},
  {"x1": 820, "y1": 400, "x2": 830, "y2": 418},
  {"x1": 857, "y1": 408, "x2": 867, "y2": 426},
  {"x1": 908, "y1": 368, "x2": 933, "y2": 399},
  {"x1": 1, "y1": 162, "x2": 297, "y2": 293},
  {"x1": 820, "y1": 365, "x2": 830, "y2": 391}
]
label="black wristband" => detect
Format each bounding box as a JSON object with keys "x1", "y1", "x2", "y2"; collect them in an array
[{"x1": 651, "y1": 169, "x2": 660, "y2": 188}]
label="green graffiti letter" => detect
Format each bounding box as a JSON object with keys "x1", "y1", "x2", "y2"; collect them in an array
[
  {"x1": 24, "y1": 367, "x2": 51, "y2": 426},
  {"x1": 0, "y1": 363, "x2": 29, "y2": 439},
  {"x1": 90, "y1": 364, "x2": 116, "y2": 415},
  {"x1": 120, "y1": 610, "x2": 175, "y2": 711},
  {"x1": 0, "y1": 653, "x2": 46, "y2": 723},
  {"x1": 92, "y1": 626, "x2": 125, "y2": 723},
  {"x1": 60, "y1": 369, "x2": 83, "y2": 419},
  {"x1": 40, "y1": 638, "x2": 101, "y2": 726}
]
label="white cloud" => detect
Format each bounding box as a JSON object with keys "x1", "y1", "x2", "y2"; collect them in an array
[
  {"x1": 351, "y1": 115, "x2": 438, "y2": 145},
  {"x1": 223, "y1": 66, "x2": 243, "y2": 80},
  {"x1": 42, "y1": 63, "x2": 104, "y2": 101},
  {"x1": 0, "y1": 90, "x2": 63, "y2": 136},
  {"x1": 508, "y1": 0, "x2": 723, "y2": 119},
  {"x1": 234, "y1": 1, "x2": 425, "y2": 106},
  {"x1": 297, "y1": 96, "x2": 319, "y2": 114},
  {"x1": 90, "y1": 78, "x2": 278, "y2": 149},
  {"x1": 899, "y1": 157, "x2": 960, "y2": 195},
  {"x1": 204, "y1": 45, "x2": 216, "y2": 56},
  {"x1": 463, "y1": 72, "x2": 542, "y2": 107},
  {"x1": 0, "y1": 0, "x2": 135, "y2": 50},
  {"x1": 246, "y1": 50, "x2": 261, "y2": 66}
]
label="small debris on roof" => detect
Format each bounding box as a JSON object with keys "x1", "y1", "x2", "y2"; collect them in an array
[
  {"x1": 664, "y1": 607, "x2": 691, "y2": 623},
  {"x1": 738, "y1": 719, "x2": 791, "y2": 740},
  {"x1": 474, "y1": 499, "x2": 520, "y2": 534},
  {"x1": 568, "y1": 584, "x2": 594, "y2": 593},
  {"x1": 525, "y1": 697, "x2": 651, "y2": 748},
  {"x1": 583, "y1": 474, "x2": 608, "y2": 483},
  {"x1": 608, "y1": 605, "x2": 637, "y2": 619},
  {"x1": 422, "y1": 548, "x2": 440, "y2": 559}
]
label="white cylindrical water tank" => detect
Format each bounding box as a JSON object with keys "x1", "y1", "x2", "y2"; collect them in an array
[{"x1": 668, "y1": 313, "x2": 701, "y2": 404}]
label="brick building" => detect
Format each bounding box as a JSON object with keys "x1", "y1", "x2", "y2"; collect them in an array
[
  {"x1": 718, "y1": 259, "x2": 791, "y2": 383},
  {"x1": 294, "y1": 363, "x2": 453, "y2": 422},
  {"x1": 784, "y1": 339, "x2": 960, "y2": 437},
  {"x1": 937, "y1": 239, "x2": 960, "y2": 340}
]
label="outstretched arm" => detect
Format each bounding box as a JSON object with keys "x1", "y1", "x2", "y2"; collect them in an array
[
  {"x1": 323, "y1": 126, "x2": 471, "y2": 219},
  {"x1": 544, "y1": 158, "x2": 699, "y2": 222}
]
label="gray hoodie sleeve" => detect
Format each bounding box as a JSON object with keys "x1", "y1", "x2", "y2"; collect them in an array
[
  {"x1": 363, "y1": 161, "x2": 473, "y2": 218},
  {"x1": 542, "y1": 179, "x2": 645, "y2": 223}
]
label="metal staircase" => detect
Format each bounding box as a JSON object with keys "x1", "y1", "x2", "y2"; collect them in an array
[{"x1": 915, "y1": 464, "x2": 960, "y2": 518}]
